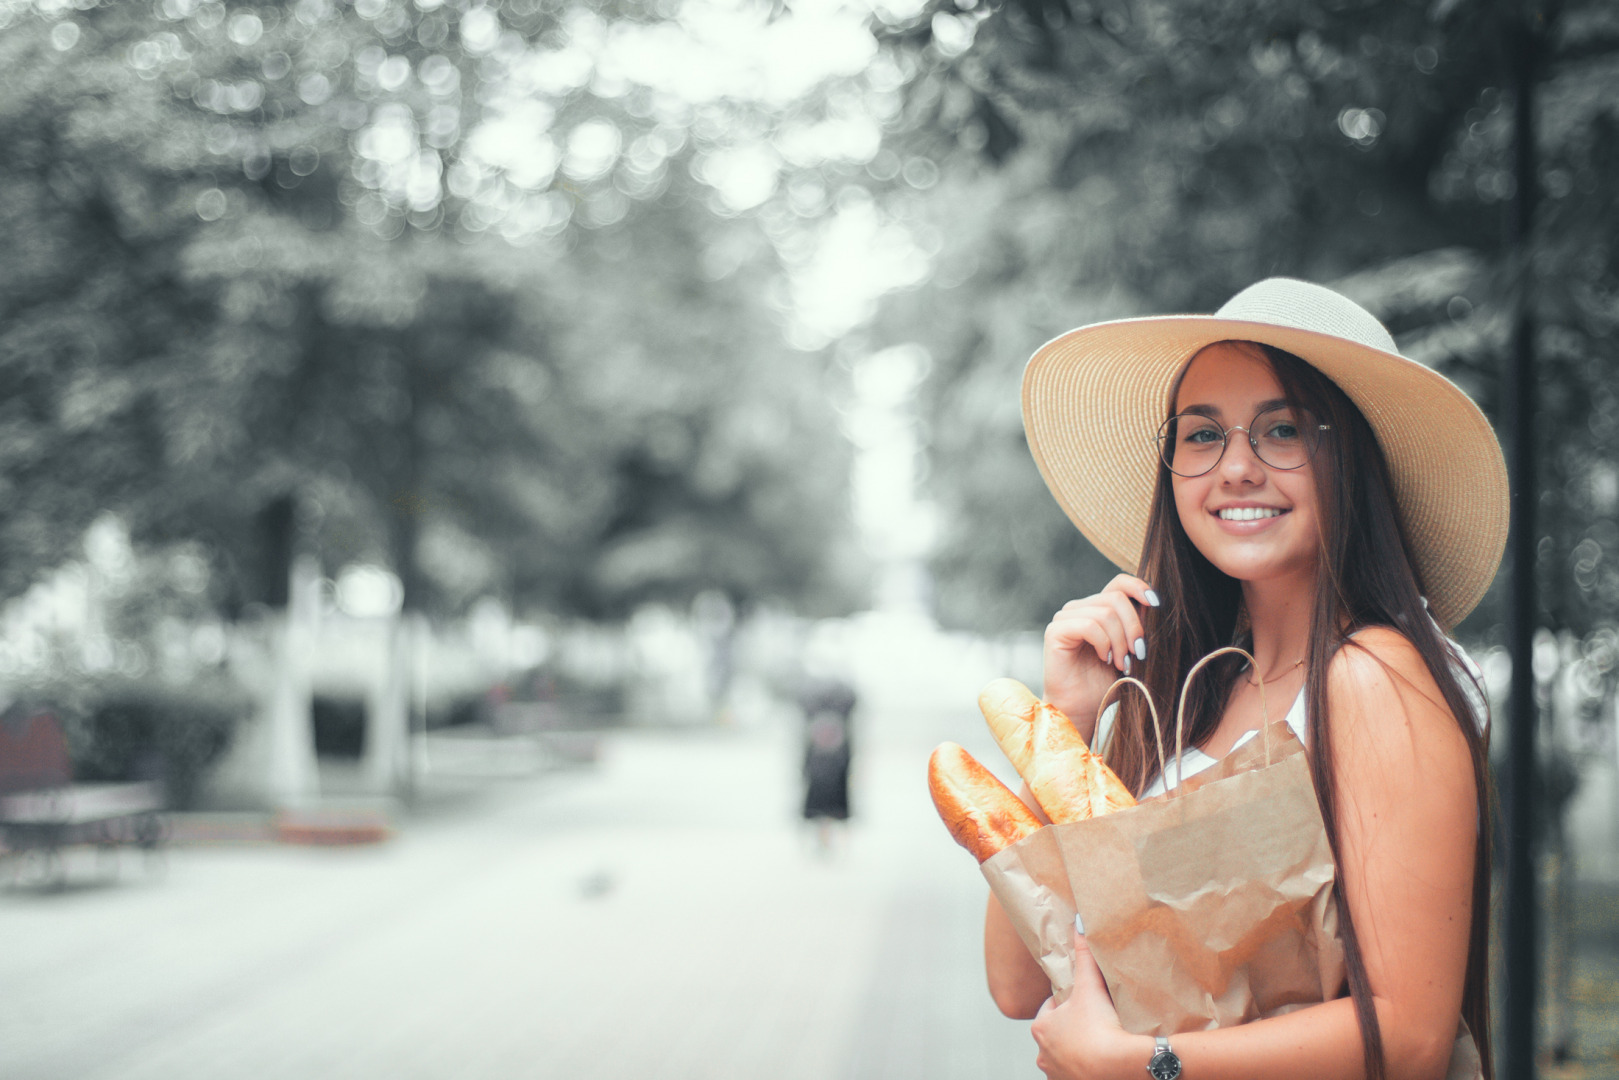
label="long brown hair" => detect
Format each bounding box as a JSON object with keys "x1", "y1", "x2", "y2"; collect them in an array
[{"x1": 1105, "y1": 341, "x2": 1494, "y2": 1080}]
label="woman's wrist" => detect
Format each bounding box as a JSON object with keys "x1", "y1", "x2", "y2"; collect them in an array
[
  {"x1": 1045, "y1": 688, "x2": 1098, "y2": 735},
  {"x1": 1115, "y1": 1032, "x2": 1158, "y2": 1078}
]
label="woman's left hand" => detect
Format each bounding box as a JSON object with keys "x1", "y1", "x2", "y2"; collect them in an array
[{"x1": 1031, "y1": 932, "x2": 1146, "y2": 1080}]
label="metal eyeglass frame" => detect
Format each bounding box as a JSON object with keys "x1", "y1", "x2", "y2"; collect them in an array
[{"x1": 1155, "y1": 407, "x2": 1331, "y2": 478}]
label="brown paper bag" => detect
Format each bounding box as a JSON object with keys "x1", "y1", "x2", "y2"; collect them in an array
[
  {"x1": 982, "y1": 648, "x2": 1341, "y2": 1032},
  {"x1": 980, "y1": 722, "x2": 1343, "y2": 1029},
  {"x1": 978, "y1": 648, "x2": 1484, "y2": 1076},
  {"x1": 1054, "y1": 717, "x2": 1343, "y2": 1031},
  {"x1": 971, "y1": 647, "x2": 1340, "y2": 1029}
]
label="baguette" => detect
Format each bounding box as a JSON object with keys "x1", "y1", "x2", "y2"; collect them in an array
[
  {"x1": 978, "y1": 678, "x2": 1136, "y2": 824},
  {"x1": 927, "y1": 742, "x2": 1043, "y2": 863}
]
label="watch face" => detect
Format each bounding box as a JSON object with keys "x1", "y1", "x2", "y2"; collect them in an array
[{"x1": 1147, "y1": 1049, "x2": 1182, "y2": 1080}]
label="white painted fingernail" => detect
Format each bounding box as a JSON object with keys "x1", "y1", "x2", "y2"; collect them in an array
[
  {"x1": 1074, "y1": 912, "x2": 1086, "y2": 934},
  {"x1": 1105, "y1": 649, "x2": 1112, "y2": 665},
  {"x1": 1145, "y1": 589, "x2": 1161, "y2": 607},
  {"x1": 1134, "y1": 638, "x2": 1146, "y2": 660},
  {"x1": 1123, "y1": 655, "x2": 1132, "y2": 675}
]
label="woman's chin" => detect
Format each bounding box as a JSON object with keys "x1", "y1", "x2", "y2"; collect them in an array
[{"x1": 1202, "y1": 545, "x2": 1316, "y2": 585}]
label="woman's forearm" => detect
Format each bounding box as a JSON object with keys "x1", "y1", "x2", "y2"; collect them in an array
[
  {"x1": 1154, "y1": 997, "x2": 1455, "y2": 1080},
  {"x1": 984, "y1": 892, "x2": 1050, "y2": 1018},
  {"x1": 1041, "y1": 992, "x2": 1457, "y2": 1080}
]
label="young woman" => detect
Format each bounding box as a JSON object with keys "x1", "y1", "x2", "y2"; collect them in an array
[{"x1": 985, "y1": 279, "x2": 1504, "y2": 1080}]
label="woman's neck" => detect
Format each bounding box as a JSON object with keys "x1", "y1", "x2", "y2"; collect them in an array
[{"x1": 1241, "y1": 572, "x2": 1316, "y2": 677}]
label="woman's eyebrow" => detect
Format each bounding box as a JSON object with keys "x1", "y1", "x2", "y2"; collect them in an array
[{"x1": 1176, "y1": 398, "x2": 1291, "y2": 419}]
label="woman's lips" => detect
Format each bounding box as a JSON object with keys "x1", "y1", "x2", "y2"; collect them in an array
[{"x1": 1209, "y1": 506, "x2": 1290, "y2": 532}]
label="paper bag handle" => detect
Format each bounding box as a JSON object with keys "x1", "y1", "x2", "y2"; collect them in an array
[
  {"x1": 1091, "y1": 676, "x2": 1167, "y2": 791},
  {"x1": 1172, "y1": 646, "x2": 1273, "y2": 792}
]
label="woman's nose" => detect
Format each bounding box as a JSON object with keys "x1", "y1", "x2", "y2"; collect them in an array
[{"x1": 1219, "y1": 429, "x2": 1266, "y2": 482}]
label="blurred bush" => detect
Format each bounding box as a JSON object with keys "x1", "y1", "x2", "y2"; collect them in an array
[{"x1": 38, "y1": 672, "x2": 250, "y2": 810}]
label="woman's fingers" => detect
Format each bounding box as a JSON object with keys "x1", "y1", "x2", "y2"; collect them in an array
[
  {"x1": 1070, "y1": 931, "x2": 1114, "y2": 1005},
  {"x1": 1030, "y1": 998, "x2": 1061, "y2": 1077},
  {"x1": 1099, "y1": 590, "x2": 1147, "y2": 667},
  {"x1": 1104, "y1": 576, "x2": 1158, "y2": 670},
  {"x1": 1060, "y1": 575, "x2": 1155, "y2": 616},
  {"x1": 1107, "y1": 573, "x2": 1160, "y2": 611},
  {"x1": 1029, "y1": 934, "x2": 1120, "y2": 1079},
  {"x1": 1052, "y1": 577, "x2": 1156, "y2": 673},
  {"x1": 1047, "y1": 606, "x2": 1127, "y2": 673}
]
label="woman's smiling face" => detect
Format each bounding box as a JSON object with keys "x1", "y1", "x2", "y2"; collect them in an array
[{"x1": 1170, "y1": 342, "x2": 1322, "y2": 586}]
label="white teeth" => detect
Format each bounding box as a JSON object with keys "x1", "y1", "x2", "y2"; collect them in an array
[{"x1": 1218, "y1": 507, "x2": 1283, "y2": 521}]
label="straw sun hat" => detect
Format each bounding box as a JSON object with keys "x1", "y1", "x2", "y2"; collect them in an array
[{"x1": 1021, "y1": 277, "x2": 1509, "y2": 629}]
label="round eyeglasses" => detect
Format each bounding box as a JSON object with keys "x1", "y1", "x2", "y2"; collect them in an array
[{"x1": 1155, "y1": 406, "x2": 1330, "y2": 478}]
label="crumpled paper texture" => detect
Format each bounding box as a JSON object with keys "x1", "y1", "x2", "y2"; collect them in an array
[
  {"x1": 983, "y1": 718, "x2": 1339, "y2": 1028},
  {"x1": 979, "y1": 716, "x2": 1482, "y2": 1077}
]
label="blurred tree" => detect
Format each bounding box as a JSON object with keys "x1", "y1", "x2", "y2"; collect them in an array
[
  {"x1": 0, "y1": 0, "x2": 866, "y2": 621},
  {"x1": 870, "y1": 0, "x2": 1619, "y2": 636},
  {"x1": 0, "y1": 9, "x2": 202, "y2": 604}
]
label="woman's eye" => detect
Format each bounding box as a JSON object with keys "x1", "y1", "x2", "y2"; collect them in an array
[
  {"x1": 1265, "y1": 423, "x2": 1300, "y2": 441},
  {"x1": 1182, "y1": 427, "x2": 1221, "y2": 446}
]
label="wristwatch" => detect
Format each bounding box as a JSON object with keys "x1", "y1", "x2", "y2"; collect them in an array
[{"x1": 1146, "y1": 1036, "x2": 1182, "y2": 1080}]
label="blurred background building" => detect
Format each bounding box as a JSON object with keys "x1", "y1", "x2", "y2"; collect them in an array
[{"x1": 0, "y1": 0, "x2": 1617, "y2": 1076}]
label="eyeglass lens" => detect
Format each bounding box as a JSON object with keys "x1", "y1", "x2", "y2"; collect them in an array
[{"x1": 1157, "y1": 406, "x2": 1323, "y2": 477}]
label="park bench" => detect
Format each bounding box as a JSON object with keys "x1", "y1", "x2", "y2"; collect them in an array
[{"x1": 0, "y1": 706, "x2": 166, "y2": 885}]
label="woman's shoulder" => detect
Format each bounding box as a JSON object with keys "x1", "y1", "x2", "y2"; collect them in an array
[
  {"x1": 1336, "y1": 625, "x2": 1424, "y2": 669},
  {"x1": 1325, "y1": 627, "x2": 1477, "y2": 806},
  {"x1": 1328, "y1": 625, "x2": 1455, "y2": 728}
]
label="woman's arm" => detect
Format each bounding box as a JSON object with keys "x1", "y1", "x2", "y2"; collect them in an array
[
  {"x1": 985, "y1": 891, "x2": 1052, "y2": 1018},
  {"x1": 1031, "y1": 629, "x2": 1478, "y2": 1080},
  {"x1": 991, "y1": 570, "x2": 1152, "y2": 1021},
  {"x1": 986, "y1": 779, "x2": 1056, "y2": 1017},
  {"x1": 1309, "y1": 629, "x2": 1477, "y2": 1075},
  {"x1": 1041, "y1": 574, "x2": 1158, "y2": 737}
]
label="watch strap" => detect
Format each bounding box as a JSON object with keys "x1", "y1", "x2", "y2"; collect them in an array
[{"x1": 1147, "y1": 1036, "x2": 1182, "y2": 1080}]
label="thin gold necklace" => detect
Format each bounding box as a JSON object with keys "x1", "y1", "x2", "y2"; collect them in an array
[{"x1": 1246, "y1": 658, "x2": 1304, "y2": 687}]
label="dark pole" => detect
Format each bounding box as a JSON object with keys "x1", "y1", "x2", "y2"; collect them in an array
[{"x1": 1502, "y1": 4, "x2": 1541, "y2": 1079}]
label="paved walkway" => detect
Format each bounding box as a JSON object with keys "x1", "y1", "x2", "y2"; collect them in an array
[{"x1": 1, "y1": 711, "x2": 1045, "y2": 1080}]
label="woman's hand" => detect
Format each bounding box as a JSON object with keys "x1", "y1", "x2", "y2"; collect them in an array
[
  {"x1": 1042, "y1": 574, "x2": 1159, "y2": 734},
  {"x1": 1031, "y1": 931, "x2": 1149, "y2": 1080}
]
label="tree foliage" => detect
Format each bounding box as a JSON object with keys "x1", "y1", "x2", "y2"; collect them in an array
[
  {"x1": 873, "y1": 0, "x2": 1619, "y2": 636},
  {"x1": 0, "y1": 0, "x2": 868, "y2": 620}
]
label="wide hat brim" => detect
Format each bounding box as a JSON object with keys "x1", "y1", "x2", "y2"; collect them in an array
[{"x1": 1022, "y1": 279, "x2": 1509, "y2": 630}]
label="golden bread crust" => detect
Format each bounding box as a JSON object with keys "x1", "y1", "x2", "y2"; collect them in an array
[
  {"x1": 977, "y1": 678, "x2": 1136, "y2": 824},
  {"x1": 928, "y1": 742, "x2": 1043, "y2": 863},
  {"x1": 977, "y1": 679, "x2": 1043, "y2": 774}
]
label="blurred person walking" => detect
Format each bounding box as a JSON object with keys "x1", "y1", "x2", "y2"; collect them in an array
[{"x1": 798, "y1": 677, "x2": 856, "y2": 855}]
